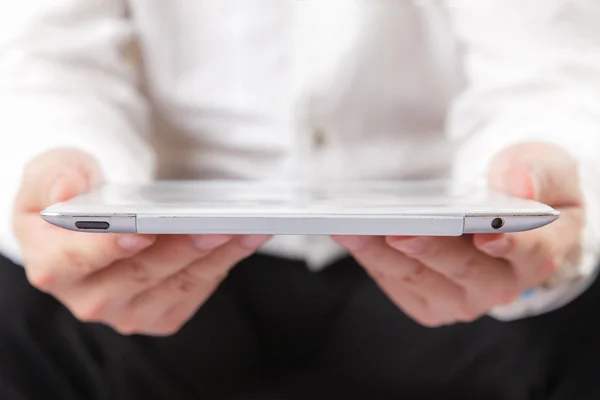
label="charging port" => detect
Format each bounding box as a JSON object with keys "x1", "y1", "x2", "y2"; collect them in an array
[{"x1": 75, "y1": 221, "x2": 110, "y2": 230}]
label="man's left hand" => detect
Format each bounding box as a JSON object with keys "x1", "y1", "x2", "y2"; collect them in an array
[{"x1": 333, "y1": 142, "x2": 584, "y2": 327}]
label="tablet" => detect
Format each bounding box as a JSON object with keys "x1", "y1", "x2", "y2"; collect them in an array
[{"x1": 40, "y1": 180, "x2": 559, "y2": 236}]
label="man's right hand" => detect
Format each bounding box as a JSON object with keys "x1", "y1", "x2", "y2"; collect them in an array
[{"x1": 13, "y1": 149, "x2": 270, "y2": 336}]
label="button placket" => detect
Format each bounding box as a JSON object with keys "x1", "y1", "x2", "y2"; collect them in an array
[{"x1": 312, "y1": 128, "x2": 327, "y2": 151}]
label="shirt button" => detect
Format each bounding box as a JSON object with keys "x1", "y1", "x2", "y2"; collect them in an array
[{"x1": 312, "y1": 129, "x2": 327, "y2": 150}]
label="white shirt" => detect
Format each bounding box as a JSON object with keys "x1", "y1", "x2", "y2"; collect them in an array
[{"x1": 1, "y1": 0, "x2": 600, "y2": 320}]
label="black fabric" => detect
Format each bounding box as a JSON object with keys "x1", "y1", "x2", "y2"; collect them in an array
[{"x1": 0, "y1": 252, "x2": 599, "y2": 399}]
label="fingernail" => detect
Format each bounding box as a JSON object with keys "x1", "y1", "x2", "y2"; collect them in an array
[
  {"x1": 389, "y1": 237, "x2": 427, "y2": 254},
  {"x1": 240, "y1": 235, "x2": 271, "y2": 249},
  {"x1": 333, "y1": 236, "x2": 369, "y2": 252},
  {"x1": 191, "y1": 235, "x2": 232, "y2": 251},
  {"x1": 117, "y1": 235, "x2": 154, "y2": 251},
  {"x1": 480, "y1": 237, "x2": 510, "y2": 256}
]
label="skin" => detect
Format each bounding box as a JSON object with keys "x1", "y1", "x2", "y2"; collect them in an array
[
  {"x1": 333, "y1": 142, "x2": 584, "y2": 327},
  {"x1": 13, "y1": 148, "x2": 271, "y2": 336}
]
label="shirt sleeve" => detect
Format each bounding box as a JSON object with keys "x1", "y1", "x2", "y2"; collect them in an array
[
  {"x1": 0, "y1": 0, "x2": 156, "y2": 263},
  {"x1": 443, "y1": 0, "x2": 600, "y2": 319}
]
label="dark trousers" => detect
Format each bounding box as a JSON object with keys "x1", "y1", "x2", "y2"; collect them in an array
[{"x1": 0, "y1": 252, "x2": 599, "y2": 400}]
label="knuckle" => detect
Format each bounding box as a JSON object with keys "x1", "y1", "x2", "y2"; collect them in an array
[
  {"x1": 203, "y1": 266, "x2": 230, "y2": 283},
  {"x1": 424, "y1": 243, "x2": 444, "y2": 261},
  {"x1": 25, "y1": 265, "x2": 55, "y2": 292},
  {"x1": 219, "y1": 241, "x2": 250, "y2": 261},
  {"x1": 63, "y1": 248, "x2": 95, "y2": 275},
  {"x1": 492, "y1": 288, "x2": 520, "y2": 306},
  {"x1": 501, "y1": 235, "x2": 516, "y2": 253},
  {"x1": 531, "y1": 239, "x2": 558, "y2": 264},
  {"x1": 170, "y1": 268, "x2": 214, "y2": 295},
  {"x1": 368, "y1": 267, "x2": 391, "y2": 282},
  {"x1": 414, "y1": 313, "x2": 444, "y2": 328},
  {"x1": 540, "y1": 256, "x2": 560, "y2": 277},
  {"x1": 151, "y1": 303, "x2": 192, "y2": 336},
  {"x1": 125, "y1": 259, "x2": 152, "y2": 285},
  {"x1": 400, "y1": 263, "x2": 426, "y2": 284},
  {"x1": 71, "y1": 300, "x2": 107, "y2": 323},
  {"x1": 25, "y1": 149, "x2": 95, "y2": 176},
  {"x1": 407, "y1": 300, "x2": 444, "y2": 328},
  {"x1": 113, "y1": 314, "x2": 140, "y2": 336},
  {"x1": 114, "y1": 322, "x2": 139, "y2": 336},
  {"x1": 456, "y1": 303, "x2": 481, "y2": 322},
  {"x1": 151, "y1": 321, "x2": 183, "y2": 337},
  {"x1": 187, "y1": 260, "x2": 230, "y2": 283},
  {"x1": 12, "y1": 215, "x2": 29, "y2": 242},
  {"x1": 451, "y1": 255, "x2": 478, "y2": 280},
  {"x1": 21, "y1": 154, "x2": 53, "y2": 180},
  {"x1": 569, "y1": 208, "x2": 584, "y2": 229},
  {"x1": 363, "y1": 239, "x2": 386, "y2": 259},
  {"x1": 171, "y1": 270, "x2": 199, "y2": 294}
]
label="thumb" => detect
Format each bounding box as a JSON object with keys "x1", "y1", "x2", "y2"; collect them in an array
[
  {"x1": 488, "y1": 142, "x2": 582, "y2": 207},
  {"x1": 16, "y1": 148, "x2": 103, "y2": 213}
]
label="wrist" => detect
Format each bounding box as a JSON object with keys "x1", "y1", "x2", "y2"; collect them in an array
[{"x1": 488, "y1": 271, "x2": 598, "y2": 321}]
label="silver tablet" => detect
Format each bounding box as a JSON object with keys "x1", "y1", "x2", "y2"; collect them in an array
[{"x1": 40, "y1": 180, "x2": 559, "y2": 236}]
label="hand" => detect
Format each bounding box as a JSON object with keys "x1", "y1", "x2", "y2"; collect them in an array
[
  {"x1": 333, "y1": 142, "x2": 583, "y2": 327},
  {"x1": 13, "y1": 149, "x2": 270, "y2": 335}
]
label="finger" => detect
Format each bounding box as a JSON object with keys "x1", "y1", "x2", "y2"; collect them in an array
[
  {"x1": 387, "y1": 236, "x2": 518, "y2": 309},
  {"x1": 333, "y1": 236, "x2": 472, "y2": 322},
  {"x1": 119, "y1": 298, "x2": 206, "y2": 337},
  {"x1": 474, "y1": 206, "x2": 583, "y2": 288},
  {"x1": 333, "y1": 236, "x2": 463, "y2": 298},
  {"x1": 489, "y1": 142, "x2": 582, "y2": 207},
  {"x1": 109, "y1": 235, "x2": 271, "y2": 333},
  {"x1": 150, "y1": 299, "x2": 207, "y2": 336},
  {"x1": 17, "y1": 211, "x2": 155, "y2": 291},
  {"x1": 15, "y1": 148, "x2": 102, "y2": 214},
  {"x1": 374, "y1": 276, "x2": 444, "y2": 328},
  {"x1": 61, "y1": 234, "x2": 233, "y2": 322}
]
